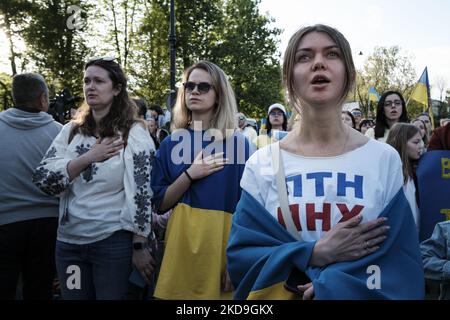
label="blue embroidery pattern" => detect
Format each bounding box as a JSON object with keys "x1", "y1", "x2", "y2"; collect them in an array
[
  {"x1": 33, "y1": 146, "x2": 67, "y2": 196},
  {"x1": 32, "y1": 167, "x2": 66, "y2": 196},
  {"x1": 133, "y1": 150, "x2": 152, "y2": 232},
  {"x1": 75, "y1": 144, "x2": 98, "y2": 182},
  {"x1": 44, "y1": 146, "x2": 57, "y2": 160}
]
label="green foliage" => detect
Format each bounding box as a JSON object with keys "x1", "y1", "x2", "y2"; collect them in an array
[
  {"x1": 0, "y1": 72, "x2": 13, "y2": 111},
  {"x1": 0, "y1": 0, "x2": 35, "y2": 75},
  {"x1": 20, "y1": 0, "x2": 92, "y2": 97},
  {"x1": 175, "y1": 0, "x2": 224, "y2": 68},
  {"x1": 130, "y1": 0, "x2": 171, "y2": 105},
  {"x1": 216, "y1": 0, "x2": 283, "y2": 119},
  {"x1": 0, "y1": 0, "x2": 283, "y2": 117},
  {"x1": 407, "y1": 100, "x2": 427, "y2": 119},
  {"x1": 354, "y1": 46, "x2": 416, "y2": 118},
  {"x1": 99, "y1": 0, "x2": 146, "y2": 71},
  {"x1": 131, "y1": 0, "x2": 283, "y2": 116}
]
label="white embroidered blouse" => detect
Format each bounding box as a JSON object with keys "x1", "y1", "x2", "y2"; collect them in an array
[{"x1": 33, "y1": 121, "x2": 155, "y2": 244}]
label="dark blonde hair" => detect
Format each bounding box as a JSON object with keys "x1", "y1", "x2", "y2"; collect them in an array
[
  {"x1": 386, "y1": 123, "x2": 421, "y2": 184},
  {"x1": 69, "y1": 59, "x2": 143, "y2": 143},
  {"x1": 172, "y1": 60, "x2": 237, "y2": 140},
  {"x1": 283, "y1": 24, "x2": 356, "y2": 109},
  {"x1": 411, "y1": 118, "x2": 429, "y2": 147}
]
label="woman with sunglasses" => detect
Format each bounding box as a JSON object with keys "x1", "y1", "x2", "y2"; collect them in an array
[
  {"x1": 151, "y1": 60, "x2": 251, "y2": 299},
  {"x1": 365, "y1": 90, "x2": 409, "y2": 142},
  {"x1": 227, "y1": 24, "x2": 424, "y2": 300},
  {"x1": 255, "y1": 103, "x2": 289, "y2": 149},
  {"x1": 33, "y1": 57, "x2": 156, "y2": 299}
]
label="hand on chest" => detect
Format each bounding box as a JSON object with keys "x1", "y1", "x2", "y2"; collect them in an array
[{"x1": 69, "y1": 139, "x2": 124, "y2": 183}]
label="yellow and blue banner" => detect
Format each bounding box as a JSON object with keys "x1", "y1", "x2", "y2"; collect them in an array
[
  {"x1": 227, "y1": 189, "x2": 424, "y2": 300},
  {"x1": 417, "y1": 150, "x2": 450, "y2": 242}
]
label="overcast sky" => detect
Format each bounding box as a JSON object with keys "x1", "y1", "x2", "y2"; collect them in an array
[
  {"x1": 1, "y1": 0, "x2": 449, "y2": 99},
  {"x1": 259, "y1": 0, "x2": 450, "y2": 99}
]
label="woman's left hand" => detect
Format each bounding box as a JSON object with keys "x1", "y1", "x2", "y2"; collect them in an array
[
  {"x1": 298, "y1": 282, "x2": 314, "y2": 300},
  {"x1": 221, "y1": 270, "x2": 234, "y2": 292},
  {"x1": 132, "y1": 247, "x2": 156, "y2": 285}
]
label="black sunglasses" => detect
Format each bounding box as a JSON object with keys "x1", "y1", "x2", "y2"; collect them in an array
[
  {"x1": 86, "y1": 56, "x2": 117, "y2": 64},
  {"x1": 183, "y1": 81, "x2": 214, "y2": 94}
]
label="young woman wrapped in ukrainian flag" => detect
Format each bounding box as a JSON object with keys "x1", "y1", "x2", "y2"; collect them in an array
[
  {"x1": 227, "y1": 25, "x2": 424, "y2": 300},
  {"x1": 151, "y1": 61, "x2": 252, "y2": 299}
]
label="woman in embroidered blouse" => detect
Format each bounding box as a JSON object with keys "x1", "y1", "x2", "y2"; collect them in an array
[
  {"x1": 151, "y1": 60, "x2": 251, "y2": 299},
  {"x1": 33, "y1": 58, "x2": 155, "y2": 299}
]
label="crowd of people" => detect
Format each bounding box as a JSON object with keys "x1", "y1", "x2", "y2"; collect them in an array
[{"x1": 1, "y1": 23, "x2": 450, "y2": 300}]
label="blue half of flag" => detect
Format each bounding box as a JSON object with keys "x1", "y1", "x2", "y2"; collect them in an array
[
  {"x1": 227, "y1": 189, "x2": 424, "y2": 300},
  {"x1": 418, "y1": 67, "x2": 429, "y2": 86}
]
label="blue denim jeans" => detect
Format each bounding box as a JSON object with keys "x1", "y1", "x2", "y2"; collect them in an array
[{"x1": 55, "y1": 230, "x2": 132, "y2": 300}]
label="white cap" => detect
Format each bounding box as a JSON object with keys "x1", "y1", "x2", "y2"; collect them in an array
[{"x1": 268, "y1": 103, "x2": 286, "y2": 115}]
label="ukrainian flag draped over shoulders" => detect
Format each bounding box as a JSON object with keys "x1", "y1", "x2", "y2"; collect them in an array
[
  {"x1": 227, "y1": 189, "x2": 425, "y2": 300},
  {"x1": 152, "y1": 130, "x2": 250, "y2": 300}
]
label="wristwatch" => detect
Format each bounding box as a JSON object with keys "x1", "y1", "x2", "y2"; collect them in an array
[{"x1": 133, "y1": 242, "x2": 146, "y2": 250}]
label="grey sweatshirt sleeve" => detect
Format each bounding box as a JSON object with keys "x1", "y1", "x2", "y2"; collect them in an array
[{"x1": 421, "y1": 222, "x2": 450, "y2": 281}]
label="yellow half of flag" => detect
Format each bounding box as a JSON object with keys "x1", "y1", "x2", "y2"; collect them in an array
[
  {"x1": 409, "y1": 82, "x2": 429, "y2": 108},
  {"x1": 369, "y1": 93, "x2": 378, "y2": 103}
]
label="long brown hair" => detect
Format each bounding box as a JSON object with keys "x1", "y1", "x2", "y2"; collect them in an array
[
  {"x1": 374, "y1": 90, "x2": 409, "y2": 139},
  {"x1": 386, "y1": 123, "x2": 421, "y2": 184},
  {"x1": 69, "y1": 58, "x2": 143, "y2": 143}
]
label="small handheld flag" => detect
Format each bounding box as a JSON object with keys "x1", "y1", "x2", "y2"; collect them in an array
[{"x1": 368, "y1": 87, "x2": 380, "y2": 103}]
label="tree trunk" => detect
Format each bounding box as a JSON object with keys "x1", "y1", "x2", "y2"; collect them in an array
[
  {"x1": 109, "y1": 0, "x2": 122, "y2": 65},
  {"x1": 3, "y1": 12, "x2": 18, "y2": 75},
  {"x1": 0, "y1": 79, "x2": 12, "y2": 110}
]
